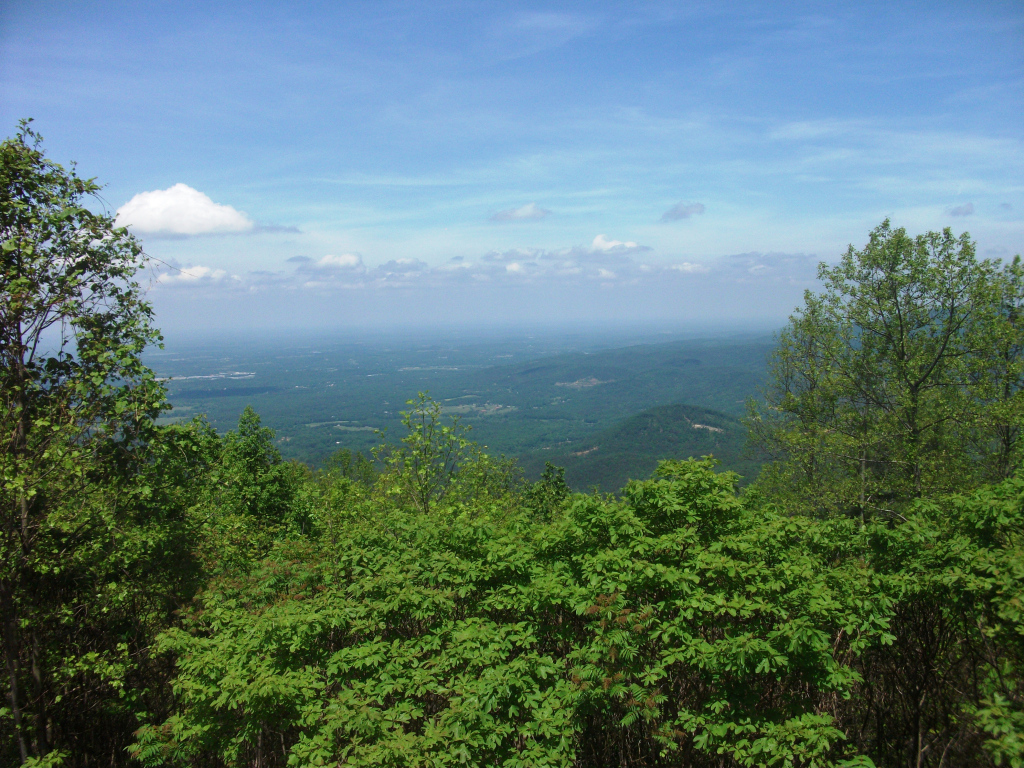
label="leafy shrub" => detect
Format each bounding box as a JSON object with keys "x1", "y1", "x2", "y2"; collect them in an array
[{"x1": 134, "y1": 458, "x2": 890, "y2": 767}]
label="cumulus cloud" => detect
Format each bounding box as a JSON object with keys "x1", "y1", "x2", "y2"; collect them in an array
[
  {"x1": 316, "y1": 253, "x2": 365, "y2": 271},
  {"x1": 482, "y1": 248, "x2": 541, "y2": 263},
  {"x1": 949, "y1": 202, "x2": 975, "y2": 217},
  {"x1": 154, "y1": 264, "x2": 231, "y2": 286},
  {"x1": 590, "y1": 234, "x2": 641, "y2": 252},
  {"x1": 116, "y1": 184, "x2": 254, "y2": 236},
  {"x1": 661, "y1": 202, "x2": 706, "y2": 222},
  {"x1": 715, "y1": 252, "x2": 818, "y2": 282},
  {"x1": 490, "y1": 202, "x2": 550, "y2": 222},
  {"x1": 286, "y1": 254, "x2": 368, "y2": 281}
]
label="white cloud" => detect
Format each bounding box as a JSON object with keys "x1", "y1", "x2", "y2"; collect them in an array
[
  {"x1": 317, "y1": 253, "x2": 364, "y2": 270},
  {"x1": 156, "y1": 265, "x2": 229, "y2": 285},
  {"x1": 377, "y1": 258, "x2": 429, "y2": 276},
  {"x1": 591, "y1": 234, "x2": 639, "y2": 251},
  {"x1": 661, "y1": 202, "x2": 706, "y2": 222},
  {"x1": 668, "y1": 262, "x2": 710, "y2": 274},
  {"x1": 116, "y1": 183, "x2": 253, "y2": 236},
  {"x1": 715, "y1": 252, "x2": 819, "y2": 282},
  {"x1": 490, "y1": 202, "x2": 551, "y2": 222},
  {"x1": 483, "y1": 247, "x2": 541, "y2": 262}
]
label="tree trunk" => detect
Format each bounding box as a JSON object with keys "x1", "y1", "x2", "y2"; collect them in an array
[
  {"x1": 2, "y1": 591, "x2": 29, "y2": 764},
  {"x1": 31, "y1": 629, "x2": 48, "y2": 756}
]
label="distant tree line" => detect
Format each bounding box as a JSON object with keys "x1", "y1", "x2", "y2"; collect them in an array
[{"x1": 3, "y1": 123, "x2": 1023, "y2": 767}]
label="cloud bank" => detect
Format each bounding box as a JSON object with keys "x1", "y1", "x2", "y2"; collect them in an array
[
  {"x1": 116, "y1": 184, "x2": 254, "y2": 236},
  {"x1": 150, "y1": 234, "x2": 817, "y2": 297},
  {"x1": 147, "y1": 232, "x2": 826, "y2": 331}
]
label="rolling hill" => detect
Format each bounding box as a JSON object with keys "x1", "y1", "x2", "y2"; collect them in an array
[{"x1": 517, "y1": 403, "x2": 763, "y2": 492}]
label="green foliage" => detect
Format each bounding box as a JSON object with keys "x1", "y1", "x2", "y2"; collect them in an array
[
  {"x1": 133, "y1": 457, "x2": 895, "y2": 767},
  {"x1": 969, "y1": 255, "x2": 1024, "y2": 483},
  {"x1": 122, "y1": 390, "x2": 1024, "y2": 768},
  {"x1": 749, "y1": 220, "x2": 1023, "y2": 517},
  {"x1": 832, "y1": 474, "x2": 1024, "y2": 765},
  {"x1": 375, "y1": 392, "x2": 475, "y2": 513},
  {"x1": 189, "y1": 407, "x2": 309, "y2": 574},
  {"x1": 323, "y1": 446, "x2": 377, "y2": 485},
  {"x1": 1, "y1": 121, "x2": 192, "y2": 765},
  {"x1": 218, "y1": 406, "x2": 303, "y2": 527},
  {"x1": 524, "y1": 462, "x2": 572, "y2": 518},
  {"x1": 374, "y1": 392, "x2": 520, "y2": 515}
]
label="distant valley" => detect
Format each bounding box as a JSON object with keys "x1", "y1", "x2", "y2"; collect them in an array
[{"x1": 150, "y1": 330, "x2": 774, "y2": 490}]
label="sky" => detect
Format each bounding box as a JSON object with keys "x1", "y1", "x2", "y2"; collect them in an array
[{"x1": 2, "y1": 0, "x2": 1022, "y2": 333}]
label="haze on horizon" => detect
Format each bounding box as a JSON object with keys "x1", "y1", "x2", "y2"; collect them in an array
[{"x1": 1, "y1": 0, "x2": 1021, "y2": 334}]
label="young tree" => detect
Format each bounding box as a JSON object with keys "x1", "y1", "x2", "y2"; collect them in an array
[
  {"x1": 375, "y1": 393, "x2": 475, "y2": 514},
  {"x1": 748, "y1": 220, "x2": 1017, "y2": 517},
  {"x1": 1, "y1": 121, "x2": 167, "y2": 763},
  {"x1": 219, "y1": 406, "x2": 298, "y2": 525},
  {"x1": 375, "y1": 393, "x2": 519, "y2": 514}
]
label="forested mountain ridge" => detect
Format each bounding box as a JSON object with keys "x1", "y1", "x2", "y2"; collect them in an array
[
  {"x1": 517, "y1": 403, "x2": 759, "y2": 491},
  {"x1": 4, "y1": 126, "x2": 1024, "y2": 767}
]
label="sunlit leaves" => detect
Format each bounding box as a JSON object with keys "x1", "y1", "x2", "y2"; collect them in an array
[{"x1": 137, "y1": 458, "x2": 888, "y2": 766}]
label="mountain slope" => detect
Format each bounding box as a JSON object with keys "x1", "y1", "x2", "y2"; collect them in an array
[{"x1": 517, "y1": 403, "x2": 762, "y2": 492}]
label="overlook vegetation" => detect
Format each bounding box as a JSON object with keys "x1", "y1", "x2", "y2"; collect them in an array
[{"x1": 3, "y1": 127, "x2": 1024, "y2": 768}]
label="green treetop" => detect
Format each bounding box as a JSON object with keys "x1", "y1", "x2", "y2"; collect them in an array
[
  {"x1": 748, "y1": 220, "x2": 1023, "y2": 518},
  {"x1": 1, "y1": 120, "x2": 167, "y2": 764}
]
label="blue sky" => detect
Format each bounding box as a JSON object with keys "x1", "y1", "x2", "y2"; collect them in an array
[{"x1": 2, "y1": 1, "x2": 1022, "y2": 331}]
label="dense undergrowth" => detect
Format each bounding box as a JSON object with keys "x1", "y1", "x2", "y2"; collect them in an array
[{"x1": 115, "y1": 404, "x2": 1023, "y2": 768}]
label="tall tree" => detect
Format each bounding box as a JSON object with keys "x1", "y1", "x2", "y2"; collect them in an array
[
  {"x1": 968, "y1": 256, "x2": 1024, "y2": 482},
  {"x1": 1, "y1": 121, "x2": 168, "y2": 764},
  {"x1": 748, "y1": 220, "x2": 1018, "y2": 517}
]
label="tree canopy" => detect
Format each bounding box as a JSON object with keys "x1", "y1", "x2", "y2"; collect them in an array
[
  {"x1": 748, "y1": 220, "x2": 1024, "y2": 518},
  {"x1": 1, "y1": 121, "x2": 187, "y2": 766}
]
